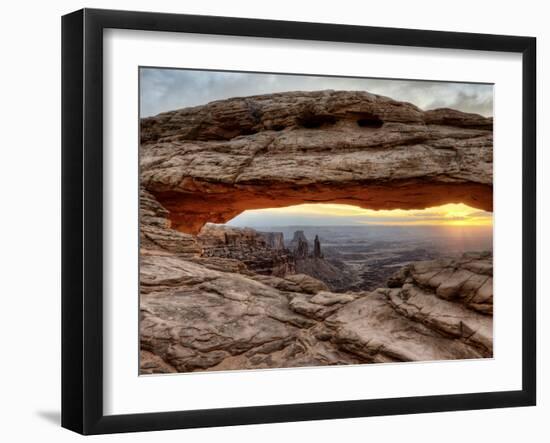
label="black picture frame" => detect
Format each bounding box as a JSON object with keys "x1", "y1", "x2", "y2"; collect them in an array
[{"x1": 61, "y1": 8, "x2": 537, "y2": 435}]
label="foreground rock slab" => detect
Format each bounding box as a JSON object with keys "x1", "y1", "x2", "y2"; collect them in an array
[{"x1": 140, "y1": 248, "x2": 493, "y2": 373}]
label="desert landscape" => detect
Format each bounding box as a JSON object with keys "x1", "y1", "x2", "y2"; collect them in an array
[{"x1": 139, "y1": 85, "x2": 493, "y2": 374}]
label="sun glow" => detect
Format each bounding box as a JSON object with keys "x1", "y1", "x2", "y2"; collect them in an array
[{"x1": 235, "y1": 203, "x2": 492, "y2": 227}]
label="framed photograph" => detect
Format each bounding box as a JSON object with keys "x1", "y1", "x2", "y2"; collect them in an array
[{"x1": 61, "y1": 8, "x2": 536, "y2": 435}]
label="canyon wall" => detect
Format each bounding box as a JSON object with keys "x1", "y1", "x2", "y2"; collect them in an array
[
  {"x1": 197, "y1": 225, "x2": 355, "y2": 291},
  {"x1": 197, "y1": 224, "x2": 294, "y2": 276}
]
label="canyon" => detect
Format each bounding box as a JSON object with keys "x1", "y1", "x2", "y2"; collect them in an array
[
  {"x1": 198, "y1": 224, "x2": 357, "y2": 291},
  {"x1": 139, "y1": 90, "x2": 493, "y2": 374}
]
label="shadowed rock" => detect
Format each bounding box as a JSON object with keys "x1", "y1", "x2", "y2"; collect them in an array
[
  {"x1": 313, "y1": 235, "x2": 322, "y2": 258},
  {"x1": 290, "y1": 230, "x2": 309, "y2": 259}
]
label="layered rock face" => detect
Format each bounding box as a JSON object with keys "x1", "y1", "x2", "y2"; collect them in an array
[
  {"x1": 196, "y1": 225, "x2": 353, "y2": 291},
  {"x1": 387, "y1": 252, "x2": 493, "y2": 315},
  {"x1": 197, "y1": 224, "x2": 294, "y2": 276},
  {"x1": 140, "y1": 90, "x2": 492, "y2": 234}
]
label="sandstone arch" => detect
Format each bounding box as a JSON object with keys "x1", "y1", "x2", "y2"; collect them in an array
[{"x1": 140, "y1": 90, "x2": 493, "y2": 234}]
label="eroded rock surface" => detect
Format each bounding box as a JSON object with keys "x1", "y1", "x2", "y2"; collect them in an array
[
  {"x1": 387, "y1": 253, "x2": 493, "y2": 314},
  {"x1": 140, "y1": 90, "x2": 493, "y2": 234}
]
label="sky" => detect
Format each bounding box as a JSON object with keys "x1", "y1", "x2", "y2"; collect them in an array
[
  {"x1": 141, "y1": 68, "x2": 493, "y2": 227},
  {"x1": 227, "y1": 203, "x2": 492, "y2": 228},
  {"x1": 140, "y1": 68, "x2": 493, "y2": 118}
]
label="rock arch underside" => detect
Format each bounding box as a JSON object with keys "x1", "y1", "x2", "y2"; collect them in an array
[{"x1": 139, "y1": 90, "x2": 493, "y2": 374}]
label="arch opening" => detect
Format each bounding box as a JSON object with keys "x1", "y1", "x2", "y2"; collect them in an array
[
  {"x1": 152, "y1": 181, "x2": 492, "y2": 236},
  {"x1": 197, "y1": 202, "x2": 492, "y2": 293},
  {"x1": 226, "y1": 202, "x2": 493, "y2": 228}
]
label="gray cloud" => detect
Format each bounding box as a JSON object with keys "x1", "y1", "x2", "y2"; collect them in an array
[{"x1": 140, "y1": 68, "x2": 493, "y2": 118}]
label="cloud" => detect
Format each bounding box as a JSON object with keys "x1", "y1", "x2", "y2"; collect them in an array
[
  {"x1": 425, "y1": 89, "x2": 493, "y2": 116},
  {"x1": 140, "y1": 68, "x2": 493, "y2": 118}
]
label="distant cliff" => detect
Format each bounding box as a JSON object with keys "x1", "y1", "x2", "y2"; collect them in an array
[
  {"x1": 197, "y1": 224, "x2": 294, "y2": 276},
  {"x1": 288, "y1": 230, "x2": 355, "y2": 291},
  {"x1": 197, "y1": 225, "x2": 357, "y2": 292}
]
